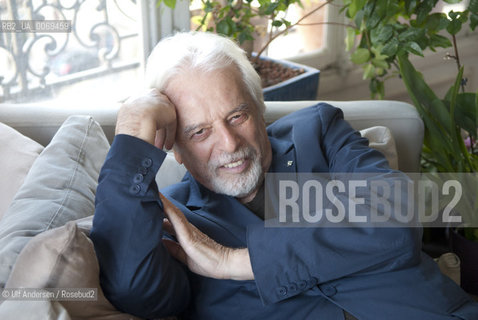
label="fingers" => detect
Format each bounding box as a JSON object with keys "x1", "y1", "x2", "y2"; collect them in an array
[
  {"x1": 162, "y1": 239, "x2": 187, "y2": 264},
  {"x1": 164, "y1": 118, "x2": 177, "y2": 150},
  {"x1": 115, "y1": 88, "x2": 177, "y2": 149},
  {"x1": 159, "y1": 193, "x2": 190, "y2": 241},
  {"x1": 155, "y1": 129, "x2": 167, "y2": 150},
  {"x1": 162, "y1": 218, "x2": 175, "y2": 237}
]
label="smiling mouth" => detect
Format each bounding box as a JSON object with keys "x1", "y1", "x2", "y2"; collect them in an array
[{"x1": 223, "y1": 159, "x2": 245, "y2": 169}]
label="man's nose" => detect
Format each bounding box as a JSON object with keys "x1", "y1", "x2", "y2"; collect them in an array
[{"x1": 217, "y1": 124, "x2": 241, "y2": 153}]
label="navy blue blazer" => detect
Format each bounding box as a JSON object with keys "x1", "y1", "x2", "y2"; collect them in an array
[{"x1": 90, "y1": 103, "x2": 478, "y2": 319}]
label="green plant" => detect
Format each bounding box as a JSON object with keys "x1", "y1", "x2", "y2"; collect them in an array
[
  {"x1": 157, "y1": 0, "x2": 334, "y2": 62},
  {"x1": 343, "y1": 0, "x2": 478, "y2": 240}
]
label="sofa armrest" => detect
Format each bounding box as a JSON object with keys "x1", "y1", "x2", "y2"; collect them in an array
[
  {"x1": 0, "y1": 104, "x2": 120, "y2": 146},
  {"x1": 0, "y1": 100, "x2": 423, "y2": 172}
]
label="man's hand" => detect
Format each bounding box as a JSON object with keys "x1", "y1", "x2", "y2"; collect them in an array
[
  {"x1": 159, "y1": 193, "x2": 254, "y2": 281},
  {"x1": 116, "y1": 88, "x2": 177, "y2": 150}
]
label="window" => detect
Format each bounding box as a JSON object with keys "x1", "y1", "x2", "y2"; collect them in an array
[
  {"x1": 0, "y1": 0, "x2": 344, "y2": 105},
  {"x1": 0, "y1": 0, "x2": 145, "y2": 105},
  {"x1": 267, "y1": 0, "x2": 346, "y2": 70},
  {"x1": 187, "y1": 0, "x2": 346, "y2": 70}
]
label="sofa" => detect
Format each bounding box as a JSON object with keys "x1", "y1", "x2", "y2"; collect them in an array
[{"x1": 0, "y1": 100, "x2": 428, "y2": 319}]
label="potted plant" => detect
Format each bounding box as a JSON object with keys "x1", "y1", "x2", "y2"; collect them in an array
[
  {"x1": 156, "y1": 0, "x2": 328, "y2": 100},
  {"x1": 343, "y1": 0, "x2": 478, "y2": 294}
]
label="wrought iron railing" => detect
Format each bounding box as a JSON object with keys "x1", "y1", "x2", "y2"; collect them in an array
[{"x1": 0, "y1": 0, "x2": 140, "y2": 103}]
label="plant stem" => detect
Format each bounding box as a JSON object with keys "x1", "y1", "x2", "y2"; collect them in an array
[
  {"x1": 452, "y1": 34, "x2": 465, "y2": 93},
  {"x1": 297, "y1": 21, "x2": 355, "y2": 28},
  {"x1": 253, "y1": 0, "x2": 335, "y2": 62},
  {"x1": 451, "y1": 34, "x2": 474, "y2": 154}
]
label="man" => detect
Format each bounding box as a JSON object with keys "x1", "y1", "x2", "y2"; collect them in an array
[{"x1": 90, "y1": 32, "x2": 478, "y2": 319}]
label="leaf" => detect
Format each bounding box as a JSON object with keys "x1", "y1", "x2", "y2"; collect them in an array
[
  {"x1": 398, "y1": 27, "x2": 421, "y2": 42},
  {"x1": 348, "y1": 0, "x2": 366, "y2": 18},
  {"x1": 372, "y1": 57, "x2": 388, "y2": 69},
  {"x1": 471, "y1": 12, "x2": 478, "y2": 30},
  {"x1": 264, "y1": 2, "x2": 279, "y2": 15},
  {"x1": 470, "y1": 0, "x2": 478, "y2": 13},
  {"x1": 443, "y1": 0, "x2": 462, "y2": 3},
  {"x1": 354, "y1": 10, "x2": 365, "y2": 30},
  {"x1": 162, "y1": 0, "x2": 176, "y2": 9},
  {"x1": 447, "y1": 10, "x2": 468, "y2": 35},
  {"x1": 454, "y1": 93, "x2": 478, "y2": 139},
  {"x1": 370, "y1": 45, "x2": 388, "y2": 60},
  {"x1": 429, "y1": 34, "x2": 452, "y2": 49},
  {"x1": 381, "y1": 38, "x2": 399, "y2": 56},
  {"x1": 447, "y1": 18, "x2": 462, "y2": 35},
  {"x1": 369, "y1": 77, "x2": 384, "y2": 99},
  {"x1": 476, "y1": 89, "x2": 478, "y2": 133},
  {"x1": 346, "y1": 27, "x2": 356, "y2": 51},
  {"x1": 216, "y1": 19, "x2": 231, "y2": 36},
  {"x1": 366, "y1": 12, "x2": 382, "y2": 29},
  {"x1": 406, "y1": 41, "x2": 424, "y2": 56},
  {"x1": 416, "y1": 1, "x2": 434, "y2": 25},
  {"x1": 363, "y1": 63, "x2": 375, "y2": 80},
  {"x1": 426, "y1": 13, "x2": 449, "y2": 31},
  {"x1": 272, "y1": 20, "x2": 283, "y2": 27},
  {"x1": 397, "y1": 54, "x2": 452, "y2": 139},
  {"x1": 371, "y1": 24, "x2": 393, "y2": 43},
  {"x1": 351, "y1": 48, "x2": 370, "y2": 64},
  {"x1": 445, "y1": 66, "x2": 471, "y2": 165}
]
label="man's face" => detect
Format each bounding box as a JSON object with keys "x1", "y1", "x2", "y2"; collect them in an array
[{"x1": 165, "y1": 66, "x2": 272, "y2": 202}]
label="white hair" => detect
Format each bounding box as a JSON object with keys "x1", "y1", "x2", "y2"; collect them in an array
[{"x1": 145, "y1": 31, "x2": 265, "y2": 114}]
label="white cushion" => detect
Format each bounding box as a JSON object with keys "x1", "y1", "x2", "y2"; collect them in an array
[
  {"x1": 360, "y1": 126, "x2": 398, "y2": 170},
  {"x1": 0, "y1": 116, "x2": 109, "y2": 287},
  {"x1": 0, "y1": 123, "x2": 44, "y2": 220}
]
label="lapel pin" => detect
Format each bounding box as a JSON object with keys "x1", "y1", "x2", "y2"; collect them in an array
[{"x1": 287, "y1": 161, "x2": 293, "y2": 167}]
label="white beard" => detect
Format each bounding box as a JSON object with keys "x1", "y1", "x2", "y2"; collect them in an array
[{"x1": 208, "y1": 147, "x2": 263, "y2": 198}]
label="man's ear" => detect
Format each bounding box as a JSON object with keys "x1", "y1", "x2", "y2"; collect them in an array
[{"x1": 173, "y1": 148, "x2": 183, "y2": 164}]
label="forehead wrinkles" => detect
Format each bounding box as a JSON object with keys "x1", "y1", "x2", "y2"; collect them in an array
[{"x1": 166, "y1": 67, "x2": 251, "y2": 126}]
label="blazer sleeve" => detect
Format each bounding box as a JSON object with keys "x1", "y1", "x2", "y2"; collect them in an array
[
  {"x1": 90, "y1": 134, "x2": 190, "y2": 319},
  {"x1": 247, "y1": 104, "x2": 422, "y2": 305}
]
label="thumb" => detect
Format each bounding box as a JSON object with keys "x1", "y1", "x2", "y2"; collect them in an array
[{"x1": 163, "y1": 238, "x2": 187, "y2": 264}]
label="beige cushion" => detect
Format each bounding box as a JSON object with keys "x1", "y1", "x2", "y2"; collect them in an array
[
  {"x1": 3, "y1": 221, "x2": 140, "y2": 320},
  {"x1": 0, "y1": 116, "x2": 109, "y2": 287},
  {"x1": 360, "y1": 126, "x2": 398, "y2": 170},
  {"x1": 0, "y1": 122, "x2": 44, "y2": 220},
  {"x1": 0, "y1": 298, "x2": 71, "y2": 319}
]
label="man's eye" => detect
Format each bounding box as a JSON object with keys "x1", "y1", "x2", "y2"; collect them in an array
[
  {"x1": 191, "y1": 128, "x2": 207, "y2": 140},
  {"x1": 230, "y1": 113, "x2": 248, "y2": 125},
  {"x1": 193, "y1": 128, "x2": 205, "y2": 136}
]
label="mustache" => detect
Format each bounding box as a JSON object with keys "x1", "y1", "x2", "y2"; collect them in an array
[{"x1": 209, "y1": 146, "x2": 257, "y2": 168}]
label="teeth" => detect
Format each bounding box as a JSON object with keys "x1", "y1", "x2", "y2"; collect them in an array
[{"x1": 224, "y1": 159, "x2": 244, "y2": 168}]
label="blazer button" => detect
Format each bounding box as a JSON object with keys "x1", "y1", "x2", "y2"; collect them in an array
[
  {"x1": 137, "y1": 166, "x2": 148, "y2": 175},
  {"x1": 320, "y1": 285, "x2": 337, "y2": 297},
  {"x1": 130, "y1": 184, "x2": 141, "y2": 194},
  {"x1": 133, "y1": 173, "x2": 144, "y2": 183},
  {"x1": 298, "y1": 280, "x2": 307, "y2": 290},
  {"x1": 142, "y1": 157, "x2": 153, "y2": 168},
  {"x1": 288, "y1": 283, "x2": 298, "y2": 292},
  {"x1": 277, "y1": 286, "x2": 287, "y2": 296}
]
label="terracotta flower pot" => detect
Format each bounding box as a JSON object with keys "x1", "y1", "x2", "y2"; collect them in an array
[{"x1": 450, "y1": 228, "x2": 478, "y2": 295}]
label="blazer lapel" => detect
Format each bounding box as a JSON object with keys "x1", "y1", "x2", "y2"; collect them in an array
[
  {"x1": 268, "y1": 136, "x2": 296, "y2": 173},
  {"x1": 185, "y1": 175, "x2": 262, "y2": 246}
]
